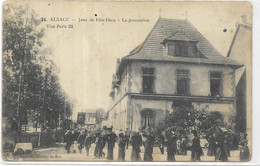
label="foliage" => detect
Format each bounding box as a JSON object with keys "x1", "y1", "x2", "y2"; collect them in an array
[
  {"x1": 2, "y1": 3, "x2": 73, "y2": 136},
  {"x1": 160, "y1": 105, "x2": 226, "y2": 137}
]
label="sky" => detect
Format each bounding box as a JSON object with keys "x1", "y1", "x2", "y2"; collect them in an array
[{"x1": 9, "y1": 0, "x2": 252, "y2": 113}]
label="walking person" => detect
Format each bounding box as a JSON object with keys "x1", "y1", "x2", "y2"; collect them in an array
[
  {"x1": 206, "y1": 133, "x2": 216, "y2": 156},
  {"x1": 143, "y1": 132, "x2": 155, "y2": 161},
  {"x1": 94, "y1": 132, "x2": 102, "y2": 159},
  {"x1": 215, "y1": 131, "x2": 228, "y2": 162},
  {"x1": 130, "y1": 131, "x2": 142, "y2": 161},
  {"x1": 191, "y1": 130, "x2": 203, "y2": 161},
  {"x1": 64, "y1": 130, "x2": 74, "y2": 153},
  {"x1": 165, "y1": 130, "x2": 177, "y2": 161},
  {"x1": 107, "y1": 127, "x2": 117, "y2": 160},
  {"x1": 239, "y1": 133, "x2": 250, "y2": 161},
  {"x1": 179, "y1": 137, "x2": 187, "y2": 155},
  {"x1": 100, "y1": 128, "x2": 108, "y2": 157},
  {"x1": 118, "y1": 133, "x2": 127, "y2": 161},
  {"x1": 158, "y1": 131, "x2": 165, "y2": 155},
  {"x1": 84, "y1": 132, "x2": 93, "y2": 156},
  {"x1": 77, "y1": 130, "x2": 86, "y2": 154},
  {"x1": 125, "y1": 128, "x2": 131, "y2": 149}
]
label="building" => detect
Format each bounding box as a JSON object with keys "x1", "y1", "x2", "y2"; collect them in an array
[
  {"x1": 72, "y1": 109, "x2": 96, "y2": 128},
  {"x1": 107, "y1": 17, "x2": 243, "y2": 132},
  {"x1": 227, "y1": 22, "x2": 252, "y2": 146}
]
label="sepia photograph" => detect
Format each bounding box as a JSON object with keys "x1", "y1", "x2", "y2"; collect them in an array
[{"x1": 1, "y1": 0, "x2": 252, "y2": 162}]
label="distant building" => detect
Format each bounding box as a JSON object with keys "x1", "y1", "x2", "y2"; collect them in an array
[
  {"x1": 72, "y1": 109, "x2": 96, "y2": 128},
  {"x1": 107, "y1": 17, "x2": 242, "y2": 132}
]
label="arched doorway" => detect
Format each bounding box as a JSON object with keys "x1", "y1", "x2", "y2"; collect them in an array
[{"x1": 141, "y1": 109, "x2": 155, "y2": 130}]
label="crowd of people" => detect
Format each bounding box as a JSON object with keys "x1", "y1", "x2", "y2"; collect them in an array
[{"x1": 63, "y1": 126, "x2": 250, "y2": 162}]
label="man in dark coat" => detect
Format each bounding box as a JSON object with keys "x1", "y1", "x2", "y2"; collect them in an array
[
  {"x1": 143, "y1": 132, "x2": 155, "y2": 161},
  {"x1": 64, "y1": 130, "x2": 74, "y2": 153},
  {"x1": 84, "y1": 132, "x2": 93, "y2": 156},
  {"x1": 130, "y1": 132, "x2": 142, "y2": 161},
  {"x1": 107, "y1": 127, "x2": 117, "y2": 160},
  {"x1": 206, "y1": 133, "x2": 216, "y2": 156},
  {"x1": 125, "y1": 128, "x2": 131, "y2": 149},
  {"x1": 165, "y1": 130, "x2": 177, "y2": 161},
  {"x1": 77, "y1": 131, "x2": 86, "y2": 153},
  {"x1": 191, "y1": 130, "x2": 203, "y2": 161},
  {"x1": 100, "y1": 128, "x2": 108, "y2": 157},
  {"x1": 118, "y1": 133, "x2": 127, "y2": 161}
]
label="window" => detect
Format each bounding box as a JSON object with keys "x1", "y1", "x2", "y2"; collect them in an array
[
  {"x1": 210, "y1": 72, "x2": 222, "y2": 97},
  {"x1": 141, "y1": 109, "x2": 155, "y2": 130},
  {"x1": 142, "y1": 68, "x2": 155, "y2": 93},
  {"x1": 168, "y1": 42, "x2": 197, "y2": 57},
  {"x1": 177, "y1": 70, "x2": 190, "y2": 95},
  {"x1": 168, "y1": 44, "x2": 175, "y2": 55}
]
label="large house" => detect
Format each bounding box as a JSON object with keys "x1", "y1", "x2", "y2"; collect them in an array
[{"x1": 107, "y1": 17, "x2": 243, "y2": 132}]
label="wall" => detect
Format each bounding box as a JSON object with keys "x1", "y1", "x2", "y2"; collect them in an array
[
  {"x1": 129, "y1": 61, "x2": 235, "y2": 97},
  {"x1": 107, "y1": 95, "x2": 128, "y2": 131},
  {"x1": 192, "y1": 102, "x2": 236, "y2": 124},
  {"x1": 129, "y1": 98, "x2": 172, "y2": 131}
]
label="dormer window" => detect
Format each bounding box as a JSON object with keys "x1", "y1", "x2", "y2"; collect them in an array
[
  {"x1": 167, "y1": 41, "x2": 197, "y2": 57},
  {"x1": 162, "y1": 30, "x2": 202, "y2": 58}
]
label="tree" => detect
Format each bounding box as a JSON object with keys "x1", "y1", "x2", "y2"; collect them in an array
[
  {"x1": 161, "y1": 105, "x2": 227, "y2": 137},
  {"x1": 95, "y1": 108, "x2": 105, "y2": 128},
  {"x1": 2, "y1": 3, "x2": 73, "y2": 146}
]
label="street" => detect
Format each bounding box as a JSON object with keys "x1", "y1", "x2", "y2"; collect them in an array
[{"x1": 13, "y1": 143, "x2": 240, "y2": 162}]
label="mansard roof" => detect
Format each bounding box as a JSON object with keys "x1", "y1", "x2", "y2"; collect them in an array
[{"x1": 122, "y1": 17, "x2": 242, "y2": 67}]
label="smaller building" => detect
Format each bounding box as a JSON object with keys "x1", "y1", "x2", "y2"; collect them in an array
[{"x1": 72, "y1": 109, "x2": 96, "y2": 128}]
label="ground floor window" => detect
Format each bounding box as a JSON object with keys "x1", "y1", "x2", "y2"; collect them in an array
[{"x1": 141, "y1": 109, "x2": 155, "y2": 130}]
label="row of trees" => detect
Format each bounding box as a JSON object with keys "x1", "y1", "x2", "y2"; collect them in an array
[{"x1": 2, "y1": 4, "x2": 73, "y2": 142}]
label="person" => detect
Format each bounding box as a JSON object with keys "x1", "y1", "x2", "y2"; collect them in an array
[
  {"x1": 165, "y1": 130, "x2": 177, "y2": 161},
  {"x1": 64, "y1": 130, "x2": 74, "y2": 153},
  {"x1": 107, "y1": 127, "x2": 117, "y2": 160},
  {"x1": 143, "y1": 132, "x2": 155, "y2": 161},
  {"x1": 191, "y1": 130, "x2": 203, "y2": 161},
  {"x1": 118, "y1": 133, "x2": 127, "y2": 161},
  {"x1": 223, "y1": 132, "x2": 231, "y2": 157},
  {"x1": 94, "y1": 132, "x2": 103, "y2": 158},
  {"x1": 158, "y1": 131, "x2": 165, "y2": 155},
  {"x1": 125, "y1": 128, "x2": 131, "y2": 149},
  {"x1": 71, "y1": 141, "x2": 78, "y2": 153},
  {"x1": 206, "y1": 133, "x2": 216, "y2": 156},
  {"x1": 100, "y1": 128, "x2": 108, "y2": 157},
  {"x1": 215, "y1": 131, "x2": 228, "y2": 162},
  {"x1": 130, "y1": 131, "x2": 142, "y2": 161},
  {"x1": 239, "y1": 133, "x2": 250, "y2": 161},
  {"x1": 84, "y1": 132, "x2": 93, "y2": 156},
  {"x1": 179, "y1": 137, "x2": 187, "y2": 155},
  {"x1": 77, "y1": 130, "x2": 86, "y2": 153}
]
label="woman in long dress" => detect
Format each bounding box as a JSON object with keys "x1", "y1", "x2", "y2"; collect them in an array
[
  {"x1": 130, "y1": 132, "x2": 142, "y2": 161},
  {"x1": 191, "y1": 130, "x2": 203, "y2": 161},
  {"x1": 118, "y1": 133, "x2": 126, "y2": 161},
  {"x1": 239, "y1": 133, "x2": 250, "y2": 161},
  {"x1": 215, "y1": 132, "x2": 228, "y2": 162}
]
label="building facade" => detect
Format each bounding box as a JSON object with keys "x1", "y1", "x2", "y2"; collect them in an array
[
  {"x1": 227, "y1": 22, "x2": 252, "y2": 142},
  {"x1": 107, "y1": 18, "x2": 242, "y2": 132}
]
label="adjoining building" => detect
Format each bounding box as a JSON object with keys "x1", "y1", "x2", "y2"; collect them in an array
[
  {"x1": 226, "y1": 22, "x2": 252, "y2": 146},
  {"x1": 107, "y1": 17, "x2": 243, "y2": 132}
]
